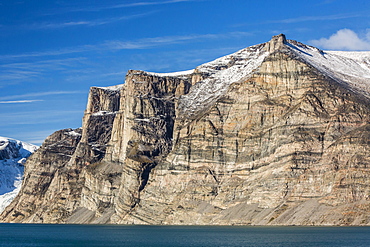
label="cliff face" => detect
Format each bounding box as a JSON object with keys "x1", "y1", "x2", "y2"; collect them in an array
[
  {"x1": 2, "y1": 34, "x2": 370, "y2": 225},
  {"x1": 0, "y1": 86, "x2": 120, "y2": 223}
]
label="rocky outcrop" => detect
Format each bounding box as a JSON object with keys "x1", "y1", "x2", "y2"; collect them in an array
[{"x1": 2, "y1": 34, "x2": 370, "y2": 225}]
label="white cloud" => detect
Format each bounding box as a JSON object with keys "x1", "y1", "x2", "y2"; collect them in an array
[
  {"x1": 0, "y1": 32, "x2": 252, "y2": 60},
  {"x1": 28, "y1": 12, "x2": 155, "y2": 29},
  {"x1": 234, "y1": 12, "x2": 362, "y2": 28},
  {"x1": 0, "y1": 100, "x2": 43, "y2": 104},
  {"x1": 268, "y1": 13, "x2": 361, "y2": 24},
  {"x1": 103, "y1": 0, "x2": 196, "y2": 9},
  {"x1": 0, "y1": 91, "x2": 84, "y2": 101},
  {"x1": 0, "y1": 57, "x2": 87, "y2": 83},
  {"x1": 103, "y1": 32, "x2": 252, "y2": 50},
  {"x1": 69, "y1": 0, "x2": 205, "y2": 12},
  {"x1": 309, "y1": 29, "x2": 370, "y2": 51},
  {"x1": 0, "y1": 48, "x2": 91, "y2": 60},
  {"x1": 0, "y1": 110, "x2": 82, "y2": 126}
]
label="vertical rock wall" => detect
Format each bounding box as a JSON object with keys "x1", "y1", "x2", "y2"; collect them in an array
[{"x1": 108, "y1": 71, "x2": 192, "y2": 221}]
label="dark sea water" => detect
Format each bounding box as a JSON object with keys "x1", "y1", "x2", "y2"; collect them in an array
[{"x1": 0, "y1": 224, "x2": 369, "y2": 247}]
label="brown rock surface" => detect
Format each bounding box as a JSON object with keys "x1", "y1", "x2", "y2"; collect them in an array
[{"x1": 2, "y1": 34, "x2": 370, "y2": 225}]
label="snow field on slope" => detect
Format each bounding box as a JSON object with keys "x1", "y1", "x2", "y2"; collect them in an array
[
  {"x1": 178, "y1": 45, "x2": 269, "y2": 118},
  {"x1": 0, "y1": 137, "x2": 38, "y2": 213},
  {"x1": 287, "y1": 41, "x2": 370, "y2": 96}
]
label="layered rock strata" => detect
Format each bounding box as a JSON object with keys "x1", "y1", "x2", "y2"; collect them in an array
[{"x1": 2, "y1": 34, "x2": 370, "y2": 225}]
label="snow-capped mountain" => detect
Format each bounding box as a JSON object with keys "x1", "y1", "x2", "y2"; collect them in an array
[
  {"x1": 2, "y1": 34, "x2": 370, "y2": 225},
  {"x1": 145, "y1": 35, "x2": 370, "y2": 125},
  {"x1": 0, "y1": 136, "x2": 38, "y2": 213}
]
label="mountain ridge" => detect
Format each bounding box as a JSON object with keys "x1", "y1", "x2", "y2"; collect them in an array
[{"x1": 1, "y1": 34, "x2": 370, "y2": 225}]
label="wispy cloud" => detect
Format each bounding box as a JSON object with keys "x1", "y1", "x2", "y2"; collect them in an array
[
  {"x1": 27, "y1": 12, "x2": 155, "y2": 29},
  {"x1": 12, "y1": 129, "x2": 56, "y2": 145},
  {"x1": 0, "y1": 91, "x2": 84, "y2": 101},
  {"x1": 125, "y1": 45, "x2": 246, "y2": 73},
  {"x1": 0, "y1": 31, "x2": 252, "y2": 60},
  {"x1": 104, "y1": 0, "x2": 203, "y2": 9},
  {"x1": 266, "y1": 13, "x2": 363, "y2": 24},
  {"x1": 31, "y1": 21, "x2": 95, "y2": 29},
  {"x1": 0, "y1": 47, "x2": 93, "y2": 60},
  {"x1": 0, "y1": 110, "x2": 82, "y2": 126},
  {"x1": 317, "y1": 0, "x2": 337, "y2": 5},
  {"x1": 103, "y1": 33, "x2": 241, "y2": 50},
  {"x1": 0, "y1": 57, "x2": 88, "y2": 85},
  {"x1": 0, "y1": 100, "x2": 43, "y2": 104},
  {"x1": 0, "y1": 109, "x2": 82, "y2": 145},
  {"x1": 0, "y1": 57, "x2": 86, "y2": 70},
  {"x1": 309, "y1": 29, "x2": 370, "y2": 51},
  {"x1": 67, "y1": 0, "x2": 205, "y2": 12},
  {"x1": 0, "y1": 70, "x2": 42, "y2": 81},
  {"x1": 233, "y1": 12, "x2": 363, "y2": 28}
]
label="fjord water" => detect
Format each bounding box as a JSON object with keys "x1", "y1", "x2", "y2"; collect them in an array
[{"x1": 0, "y1": 224, "x2": 369, "y2": 247}]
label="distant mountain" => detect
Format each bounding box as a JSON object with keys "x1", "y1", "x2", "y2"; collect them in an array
[
  {"x1": 0, "y1": 137, "x2": 38, "y2": 213},
  {"x1": 2, "y1": 34, "x2": 370, "y2": 225}
]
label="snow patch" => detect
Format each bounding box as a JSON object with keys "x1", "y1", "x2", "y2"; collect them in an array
[
  {"x1": 96, "y1": 84, "x2": 124, "y2": 91},
  {"x1": 134, "y1": 118, "x2": 151, "y2": 122},
  {"x1": 178, "y1": 43, "x2": 268, "y2": 119},
  {"x1": 91, "y1": 110, "x2": 117, "y2": 116},
  {"x1": 146, "y1": 69, "x2": 195, "y2": 78},
  {"x1": 65, "y1": 130, "x2": 82, "y2": 137},
  {"x1": 0, "y1": 137, "x2": 38, "y2": 213}
]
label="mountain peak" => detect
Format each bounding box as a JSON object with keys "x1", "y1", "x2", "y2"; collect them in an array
[
  {"x1": 3, "y1": 35, "x2": 370, "y2": 225},
  {"x1": 264, "y1": 33, "x2": 287, "y2": 53}
]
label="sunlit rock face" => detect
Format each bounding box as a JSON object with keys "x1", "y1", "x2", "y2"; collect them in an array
[{"x1": 2, "y1": 34, "x2": 370, "y2": 225}]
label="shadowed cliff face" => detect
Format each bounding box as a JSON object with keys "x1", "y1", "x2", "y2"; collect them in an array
[{"x1": 2, "y1": 35, "x2": 370, "y2": 225}]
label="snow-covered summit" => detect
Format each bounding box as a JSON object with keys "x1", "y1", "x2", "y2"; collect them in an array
[
  {"x1": 175, "y1": 34, "x2": 370, "y2": 120},
  {"x1": 0, "y1": 137, "x2": 38, "y2": 213},
  {"x1": 0, "y1": 136, "x2": 37, "y2": 160}
]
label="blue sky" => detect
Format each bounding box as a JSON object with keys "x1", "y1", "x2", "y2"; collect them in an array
[{"x1": 1, "y1": 0, "x2": 370, "y2": 145}]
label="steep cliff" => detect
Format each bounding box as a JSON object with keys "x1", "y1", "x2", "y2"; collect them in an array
[{"x1": 2, "y1": 34, "x2": 370, "y2": 225}]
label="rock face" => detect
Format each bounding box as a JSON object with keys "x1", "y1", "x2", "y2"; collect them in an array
[{"x1": 2, "y1": 34, "x2": 370, "y2": 225}]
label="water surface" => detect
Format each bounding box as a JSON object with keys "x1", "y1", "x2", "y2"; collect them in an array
[{"x1": 0, "y1": 224, "x2": 369, "y2": 246}]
